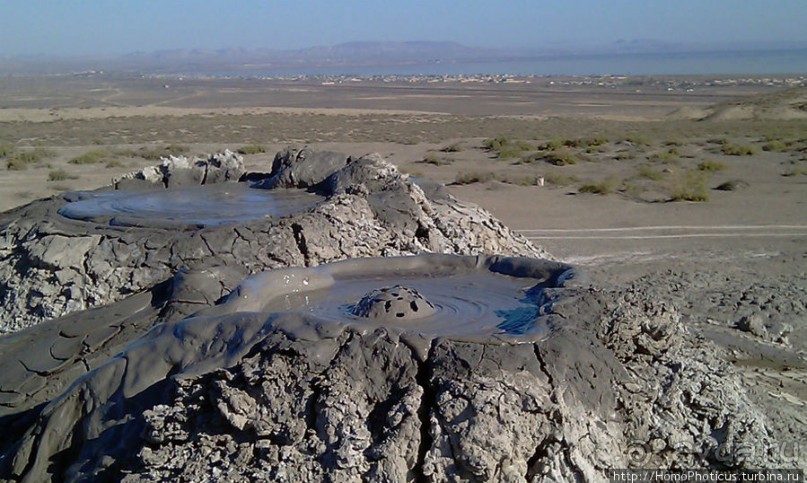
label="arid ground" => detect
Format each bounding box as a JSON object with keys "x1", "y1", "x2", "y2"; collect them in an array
[{"x1": 2, "y1": 74, "x2": 806, "y2": 465}]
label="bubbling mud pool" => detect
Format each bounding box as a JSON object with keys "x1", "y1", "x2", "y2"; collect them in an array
[
  {"x1": 57, "y1": 182, "x2": 326, "y2": 227},
  {"x1": 220, "y1": 254, "x2": 585, "y2": 354}
]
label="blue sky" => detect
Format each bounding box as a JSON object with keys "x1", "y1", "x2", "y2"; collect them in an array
[{"x1": 1, "y1": 0, "x2": 806, "y2": 56}]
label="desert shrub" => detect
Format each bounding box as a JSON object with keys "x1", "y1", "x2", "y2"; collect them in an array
[
  {"x1": 417, "y1": 152, "x2": 452, "y2": 166},
  {"x1": 721, "y1": 144, "x2": 757, "y2": 156},
  {"x1": 668, "y1": 169, "x2": 710, "y2": 201},
  {"x1": 441, "y1": 142, "x2": 462, "y2": 153},
  {"x1": 782, "y1": 168, "x2": 807, "y2": 177},
  {"x1": 138, "y1": 144, "x2": 189, "y2": 160},
  {"x1": 543, "y1": 172, "x2": 578, "y2": 186},
  {"x1": 49, "y1": 183, "x2": 72, "y2": 192},
  {"x1": 707, "y1": 137, "x2": 728, "y2": 145},
  {"x1": 614, "y1": 152, "x2": 635, "y2": 161},
  {"x1": 544, "y1": 148, "x2": 578, "y2": 166},
  {"x1": 69, "y1": 150, "x2": 108, "y2": 165},
  {"x1": 762, "y1": 140, "x2": 789, "y2": 151},
  {"x1": 237, "y1": 145, "x2": 266, "y2": 155},
  {"x1": 637, "y1": 165, "x2": 665, "y2": 181},
  {"x1": 500, "y1": 174, "x2": 538, "y2": 186},
  {"x1": 6, "y1": 158, "x2": 27, "y2": 170},
  {"x1": 482, "y1": 136, "x2": 509, "y2": 151},
  {"x1": 537, "y1": 139, "x2": 564, "y2": 151},
  {"x1": 664, "y1": 140, "x2": 683, "y2": 147},
  {"x1": 578, "y1": 178, "x2": 617, "y2": 195},
  {"x1": 453, "y1": 171, "x2": 498, "y2": 185},
  {"x1": 624, "y1": 135, "x2": 650, "y2": 146},
  {"x1": 0, "y1": 144, "x2": 14, "y2": 158},
  {"x1": 482, "y1": 137, "x2": 532, "y2": 159},
  {"x1": 9, "y1": 147, "x2": 55, "y2": 166},
  {"x1": 667, "y1": 147, "x2": 682, "y2": 156},
  {"x1": 48, "y1": 169, "x2": 79, "y2": 181},
  {"x1": 105, "y1": 159, "x2": 126, "y2": 168},
  {"x1": 649, "y1": 151, "x2": 678, "y2": 163},
  {"x1": 698, "y1": 160, "x2": 727, "y2": 171},
  {"x1": 621, "y1": 182, "x2": 645, "y2": 197}
]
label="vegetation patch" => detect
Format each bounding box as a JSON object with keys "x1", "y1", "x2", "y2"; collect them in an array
[
  {"x1": 48, "y1": 169, "x2": 80, "y2": 181},
  {"x1": 440, "y1": 142, "x2": 463, "y2": 153},
  {"x1": 721, "y1": 144, "x2": 757, "y2": 156},
  {"x1": 236, "y1": 145, "x2": 266, "y2": 155},
  {"x1": 782, "y1": 168, "x2": 807, "y2": 177},
  {"x1": 543, "y1": 172, "x2": 578, "y2": 186},
  {"x1": 0, "y1": 144, "x2": 14, "y2": 158},
  {"x1": 762, "y1": 139, "x2": 789, "y2": 151},
  {"x1": 649, "y1": 151, "x2": 678, "y2": 163},
  {"x1": 637, "y1": 165, "x2": 665, "y2": 181},
  {"x1": 453, "y1": 171, "x2": 498, "y2": 185},
  {"x1": 578, "y1": 178, "x2": 617, "y2": 195},
  {"x1": 698, "y1": 160, "x2": 727, "y2": 172},
  {"x1": 69, "y1": 150, "x2": 108, "y2": 165},
  {"x1": 543, "y1": 148, "x2": 578, "y2": 166},
  {"x1": 624, "y1": 135, "x2": 650, "y2": 146},
  {"x1": 417, "y1": 152, "x2": 453, "y2": 166},
  {"x1": 668, "y1": 169, "x2": 710, "y2": 201},
  {"x1": 482, "y1": 136, "x2": 533, "y2": 159}
]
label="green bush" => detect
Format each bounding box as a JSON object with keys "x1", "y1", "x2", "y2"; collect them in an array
[
  {"x1": 544, "y1": 148, "x2": 578, "y2": 166},
  {"x1": 698, "y1": 160, "x2": 727, "y2": 172},
  {"x1": 8, "y1": 147, "x2": 55, "y2": 167},
  {"x1": 441, "y1": 142, "x2": 462, "y2": 153},
  {"x1": 543, "y1": 172, "x2": 578, "y2": 186},
  {"x1": 237, "y1": 145, "x2": 266, "y2": 155},
  {"x1": 782, "y1": 168, "x2": 807, "y2": 177},
  {"x1": 453, "y1": 171, "x2": 498, "y2": 185},
  {"x1": 762, "y1": 140, "x2": 789, "y2": 152},
  {"x1": 69, "y1": 150, "x2": 108, "y2": 165},
  {"x1": 624, "y1": 135, "x2": 650, "y2": 146},
  {"x1": 417, "y1": 152, "x2": 452, "y2": 166},
  {"x1": 578, "y1": 178, "x2": 617, "y2": 195},
  {"x1": 637, "y1": 165, "x2": 665, "y2": 181},
  {"x1": 483, "y1": 137, "x2": 533, "y2": 159},
  {"x1": 538, "y1": 139, "x2": 564, "y2": 151},
  {"x1": 721, "y1": 144, "x2": 757, "y2": 156},
  {"x1": 6, "y1": 158, "x2": 28, "y2": 170},
  {"x1": 668, "y1": 169, "x2": 710, "y2": 201},
  {"x1": 649, "y1": 151, "x2": 678, "y2": 163},
  {"x1": 48, "y1": 169, "x2": 79, "y2": 181},
  {"x1": 0, "y1": 144, "x2": 14, "y2": 158},
  {"x1": 105, "y1": 159, "x2": 126, "y2": 168},
  {"x1": 500, "y1": 174, "x2": 538, "y2": 186},
  {"x1": 614, "y1": 152, "x2": 636, "y2": 161}
]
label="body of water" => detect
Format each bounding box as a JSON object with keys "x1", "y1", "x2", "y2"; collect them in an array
[{"x1": 221, "y1": 49, "x2": 807, "y2": 78}]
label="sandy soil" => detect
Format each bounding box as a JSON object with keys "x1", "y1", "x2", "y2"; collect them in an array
[{"x1": 1, "y1": 75, "x2": 806, "y2": 465}]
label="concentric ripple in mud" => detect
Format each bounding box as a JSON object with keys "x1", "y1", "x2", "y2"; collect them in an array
[
  {"x1": 58, "y1": 183, "x2": 325, "y2": 227},
  {"x1": 222, "y1": 254, "x2": 584, "y2": 351}
]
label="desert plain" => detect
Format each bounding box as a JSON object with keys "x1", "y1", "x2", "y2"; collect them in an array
[{"x1": 1, "y1": 73, "x2": 806, "y2": 476}]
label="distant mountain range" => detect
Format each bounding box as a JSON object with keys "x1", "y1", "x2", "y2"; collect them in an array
[{"x1": 2, "y1": 40, "x2": 806, "y2": 76}]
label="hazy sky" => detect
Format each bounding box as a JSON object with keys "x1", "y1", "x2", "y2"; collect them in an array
[{"x1": 2, "y1": 0, "x2": 806, "y2": 56}]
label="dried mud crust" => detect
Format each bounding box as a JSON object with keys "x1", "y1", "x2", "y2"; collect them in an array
[
  {"x1": 0, "y1": 281, "x2": 780, "y2": 482},
  {"x1": 0, "y1": 147, "x2": 546, "y2": 333}
]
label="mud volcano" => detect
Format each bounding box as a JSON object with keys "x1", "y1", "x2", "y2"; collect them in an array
[
  {"x1": 0, "y1": 147, "x2": 546, "y2": 333},
  {"x1": 58, "y1": 184, "x2": 325, "y2": 228},
  {"x1": 220, "y1": 254, "x2": 586, "y2": 357},
  {"x1": 1, "y1": 253, "x2": 775, "y2": 481}
]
